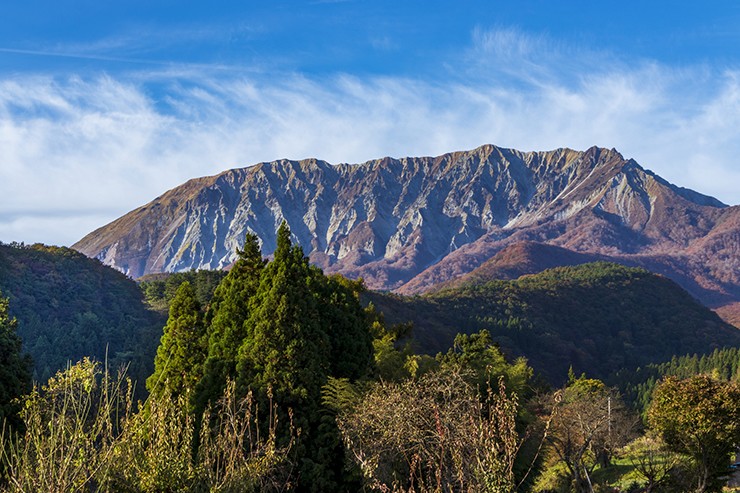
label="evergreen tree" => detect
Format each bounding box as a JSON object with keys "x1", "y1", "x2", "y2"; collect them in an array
[
  {"x1": 146, "y1": 282, "x2": 207, "y2": 403},
  {"x1": 196, "y1": 233, "x2": 266, "y2": 413},
  {"x1": 205, "y1": 233, "x2": 266, "y2": 361},
  {"x1": 237, "y1": 222, "x2": 330, "y2": 420},
  {"x1": 235, "y1": 222, "x2": 373, "y2": 491},
  {"x1": 0, "y1": 292, "x2": 32, "y2": 430},
  {"x1": 316, "y1": 274, "x2": 374, "y2": 381}
]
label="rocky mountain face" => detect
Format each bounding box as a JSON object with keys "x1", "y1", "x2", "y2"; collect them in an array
[{"x1": 73, "y1": 144, "x2": 740, "y2": 321}]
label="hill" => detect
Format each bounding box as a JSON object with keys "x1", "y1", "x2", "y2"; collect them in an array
[
  {"x1": 0, "y1": 242, "x2": 164, "y2": 383},
  {"x1": 71, "y1": 145, "x2": 740, "y2": 323},
  {"x1": 427, "y1": 241, "x2": 740, "y2": 326},
  {"x1": 366, "y1": 262, "x2": 740, "y2": 383}
]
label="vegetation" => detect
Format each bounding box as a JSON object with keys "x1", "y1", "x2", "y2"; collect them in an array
[
  {"x1": 139, "y1": 269, "x2": 227, "y2": 312},
  {"x1": 0, "y1": 359, "x2": 293, "y2": 492},
  {"x1": 367, "y1": 262, "x2": 740, "y2": 383},
  {"x1": 146, "y1": 281, "x2": 208, "y2": 405},
  {"x1": 143, "y1": 223, "x2": 375, "y2": 491},
  {"x1": 0, "y1": 242, "x2": 163, "y2": 385},
  {"x1": 229, "y1": 224, "x2": 373, "y2": 490},
  {"x1": 648, "y1": 375, "x2": 740, "y2": 493},
  {"x1": 0, "y1": 293, "x2": 31, "y2": 431},
  {"x1": 535, "y1": 374, "x2": 637, "y2": 493},
  {"x1": 616, "y1": 347, "x2": 740, "y2": 415},
  {"x1": 620, "y1": 433, "x2": 682, "y2": 493},
  {"x1": 338, "y1": 369, "x2": 522, "y2": 492},
  {"x1": 2, "y1": 237, "x2": 740, "y2": 492}
]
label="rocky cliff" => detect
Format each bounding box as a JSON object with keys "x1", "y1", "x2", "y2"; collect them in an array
[{"x1": 72, "y1": 144, "x2": 740, "y2": 319}]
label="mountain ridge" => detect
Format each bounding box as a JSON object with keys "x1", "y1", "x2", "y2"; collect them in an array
[{"x1": 72, "y1": 144, "x2": 740, "y2": 319}]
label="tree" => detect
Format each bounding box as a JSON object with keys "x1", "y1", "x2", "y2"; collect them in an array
[
  {"x1": 235, "y1": 222, "x2": 374, "y2": 491},
  {"x1": 542, "y1": 375, "x2": 636, "y2": 493},
  {"x1": 147, "y1": 282, "x2": 207, "y2": 403},
  {"x1": 338, "y1": 368, "x2": 522, "y2": 492},
  {"x1": 648, "y1": 375, "x2": 740, "y2": 493},
  {"x1": 205, "y1": 233, "x2": 266, "y2": 364},
  {"x1": 316, "y1": 274, "x2": 373, "y2": 381},
  {"x1": 197, "y1": 233, "x2": 266, "y2": 413},
  {"x1": 621, "y1": 433, "x2": 681, "y2": 493},
  {"x1": 236, "y1": 222, "x2": 333, "y2": 489},
  {"x1": 437, "y1": 329, "x2": 532, "y2": 398},
  {"x1": 0, "y1": 293, "x2": 32, "y2": 430},
  {"x1": 237, "y1": 223, "x2": 330, "y2": 412}
]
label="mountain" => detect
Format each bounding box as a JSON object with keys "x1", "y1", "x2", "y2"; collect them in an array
[
  {"x1": 365, "y1": 263, "x2": 740, "y2": 383},
  {"x1": 72, "y1": 145, "x2": 740, "y2": 320},
  {"x1": 0, "y1": 243, "x2": 164, "y2": 384}
]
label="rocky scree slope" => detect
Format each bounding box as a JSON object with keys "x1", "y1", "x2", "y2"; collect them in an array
[{"x1": 73, "y1": 145, "x2": 740, "y2": 317}]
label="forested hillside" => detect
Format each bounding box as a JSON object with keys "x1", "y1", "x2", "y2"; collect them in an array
[
  {"x1": 617, "y1": 346, "x2": 740, "y2": 414},
  {"x1": 139, "y1": 269, "x2": 227, "y2": 311},
  {"x1": 0, "y1": 242, "x2": 164, "y2": 384},
  {"x1": 367, "y1": 262, "x2": 740, "y2": 383},
  {"x1": 3, "y1": 239, "x2": 737, "y2": 396}
]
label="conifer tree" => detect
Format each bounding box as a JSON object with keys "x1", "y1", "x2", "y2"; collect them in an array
[
  {"x1": 237, "y1": 222, "x2": 330, "y2": 412},
  {"x1": 0, "y1": 292, "x2": 32, "y2": 429},
  {"x1": 236, "y1": 222, "x2": 369, "y2": 491},
  {"x1": 196, "y1": 233, "x2": 266, "y2": 412},
  {"x1": 315, "y1": 274, "x2": 374, "y2": 381},
  {"x1": 205, "y1": 233, "x2": 265, "y2": 362},
  {"x1": 146, "y1": 282, "x2": 207, "y2": 403}
]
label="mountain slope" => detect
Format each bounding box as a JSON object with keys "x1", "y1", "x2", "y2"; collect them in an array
[
  {"x1": 426, "y1": 240, "x2": 740, "y2": 315},
  {"x1": 366, "y1": 263, "x2": 740, "y2": 383},
  {"x1": 0, "y1": 243, "x2": 164, "y2": 383},
  {"x1": 72, "y1": 144, "x2": 740, "y2": 317}
]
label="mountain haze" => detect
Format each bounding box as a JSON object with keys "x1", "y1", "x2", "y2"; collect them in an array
[{"x1": 73, "y1": 145, "x2": 740, "y2": 318}]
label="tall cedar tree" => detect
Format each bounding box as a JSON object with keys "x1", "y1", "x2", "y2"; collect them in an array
[
  {"x1": 146, "y1": 282, "x2": 207, "y2": 403},
  {"x1": 0, "y1": 293, "x2": 32, "y2": 430},
  {"x1": 236, "y1": 223, "x2": 329, "y2": 458},
  {"x1": 235, "y1": 222, "x2": 373, "y2": 491},
  {"x1": 196, "y1": 233, "x2": 266, "y2": 412},
  {"x1": 316, "y1": 273, "x2": 374, "y2": 380}
]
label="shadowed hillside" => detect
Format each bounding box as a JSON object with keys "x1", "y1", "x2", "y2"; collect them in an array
[
  {"x1": 367, "y1": 262, "x2": 740, "y2": 383},
  {"x1": 0, "y1": 243, "x2": 164, "y2": 384}
]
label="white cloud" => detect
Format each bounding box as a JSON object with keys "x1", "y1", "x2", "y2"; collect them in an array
[{"x1": 1, "y1": 29, "x2": 740, "y2": 246}]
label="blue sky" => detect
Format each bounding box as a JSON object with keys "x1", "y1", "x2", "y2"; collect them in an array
[{"x1": 2, "y1": 1, "x2": 740, "y2": 246}]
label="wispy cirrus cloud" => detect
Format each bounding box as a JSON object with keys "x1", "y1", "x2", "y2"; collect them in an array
[{"x1": 1, "y1": 27, "x2": 739, "y2": 246}]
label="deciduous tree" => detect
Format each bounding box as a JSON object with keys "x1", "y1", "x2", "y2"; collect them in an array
[
  {"x1": 542, "y1": 375, "x2": 636, "y2": 493},
  {"x1": 338, "y1": 368, "x2": 521, "y2": 493},
  {"x1": 648, "y1": 374, "x2": 740, "y2": 493}
]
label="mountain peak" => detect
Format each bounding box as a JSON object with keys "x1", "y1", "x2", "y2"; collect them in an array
[{"x1": 72, "y1": 144, "x2": 738, "y2": 322}]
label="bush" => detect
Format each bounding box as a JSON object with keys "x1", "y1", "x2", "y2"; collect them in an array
[{"x1": 0, "y1": 360, "x2": 294, "y2": 492}]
